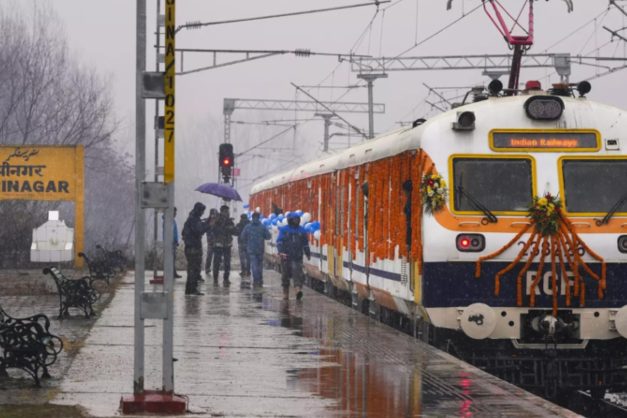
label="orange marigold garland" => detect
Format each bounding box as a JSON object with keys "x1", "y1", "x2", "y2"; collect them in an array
[
  {"x1": 475, "y1": 193, "x2": 606, "y2": 316},
  {"x1": 420, "y1": 172, "x2": 447, "y2": 214}
]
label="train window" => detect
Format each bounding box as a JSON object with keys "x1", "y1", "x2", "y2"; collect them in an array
[
  {"x1": 452, "y1": 157, "x2": 533, "y2": 213},
  {"x1": 561, "y1": 158, "x2": 627, "y2": 213}
]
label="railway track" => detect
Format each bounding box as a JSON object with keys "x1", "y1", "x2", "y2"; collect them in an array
[{"x1": 561, "y1": 391, "x2": 627, "y2": 418}]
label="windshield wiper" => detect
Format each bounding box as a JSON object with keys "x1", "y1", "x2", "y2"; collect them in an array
[
  {"x1": 595, "y1": 192, "x2": 627, "y2": 226},
  {"x1": 456, "y1": 186, "x2": 498, "y2": 224}
]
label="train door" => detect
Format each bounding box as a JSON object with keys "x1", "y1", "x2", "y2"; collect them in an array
[
  {"x1": 326, "y1": 173, "x2": 337, "y2": 281},
  {"x1": 362, "y1": 182, "x2": 370, "y2": 288},
  {"x1": 317, "y1": 181, "x2": 324, "y2": 273},
  {"x1": 335, "y1": 172, "x2": 343, "y2": 280},
  {"x1": 403, "y1": 180, "x2": 414, "y2": 294},
  {"x1": 346, "y1": 174, "x2": 353, "y2": 281}
]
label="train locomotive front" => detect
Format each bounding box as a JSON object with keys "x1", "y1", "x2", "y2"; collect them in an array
[{"x1": 249, "y1": 82, "x2": 627, "y2": 398}]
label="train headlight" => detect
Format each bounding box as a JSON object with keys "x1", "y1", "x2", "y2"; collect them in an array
[
  {"x1": 452, "y1": 111, "x2": 475, "y2": 131},
  {"x1": 618, "y1": 236, "x2": 627, "y2": 253},
  {"x1": 456, "y1": 234, "x2": 485, "y2": 252},
  {"x1": 524, "y1": 95, "x2": 564, "y2": 120}
]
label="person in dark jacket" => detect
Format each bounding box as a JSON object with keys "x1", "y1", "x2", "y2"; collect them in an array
[
  {"x1": 241, "y1": 212, "x2": 271, "y2": 287},
  {"x1": 211, "y1": 205, "x2": 237, "y2": 286},
  {"x1": 235, "y1": 214, "x2": 251, "y2": 278},
  {"x1": 204, "y1": 208, "x2": 218, "y2": 277},
  {"x1": 276, "y1": 212, "x2": 311, "y2": 300},
  {"x1": 181, "y1": 202, "x2": 210, "y2": 295}
]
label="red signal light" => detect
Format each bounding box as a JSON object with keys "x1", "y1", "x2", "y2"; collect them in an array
[
  {"x1": 219, "y1": 143, "x2": 234, "y2": 169},
  {"x1": 456, "y1": 234, "x2": 485, "y2": 252}
]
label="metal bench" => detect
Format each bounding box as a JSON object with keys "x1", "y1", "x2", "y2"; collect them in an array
[
  {"x1": 94, "y1": 245, "x2": 128, "y2": 275},
  {"x1": 0, "y1": 305, "x2": 63, "y2": 386},
  {"x1": 78, "y1": 251, "x2": 111, "y2": 286},
  {"x1": 43, "y1": 267, "x2": 100, "y2": 319}
]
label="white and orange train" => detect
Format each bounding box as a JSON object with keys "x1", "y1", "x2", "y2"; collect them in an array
[{"x1": 249, "y1": 80, "x2": 627, "y2": 398}]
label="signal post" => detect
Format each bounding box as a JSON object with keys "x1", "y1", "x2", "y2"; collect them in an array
[{"x1": 121, "y1": 0, "x2": 186, "y2": 414}]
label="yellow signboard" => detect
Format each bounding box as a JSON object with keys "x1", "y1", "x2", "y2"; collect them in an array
[
  {"x1": 164, "y1": 0, "x2": 175, "y2": 183},
  {"x1": 0, "y1": 146, "x2": 83, "y2": 200},
  {"x1": 0, "y1": 145, "x2": 84, "y2": 267}
]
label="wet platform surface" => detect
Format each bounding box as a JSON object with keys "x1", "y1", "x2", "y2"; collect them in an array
[{"x1": 48, "y1": 270, "x2": 580, "y2": 417}]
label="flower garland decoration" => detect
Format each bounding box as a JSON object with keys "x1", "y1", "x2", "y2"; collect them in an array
[
  {"x1": 420, "y1": 173, "x2": 448, "y2": 214},
  {"x1": 474, "y1": 192, "x2": 606, "y2": 316},
  {"x1": 529, "y1": 193, "x2": 561, "y2": 236}
]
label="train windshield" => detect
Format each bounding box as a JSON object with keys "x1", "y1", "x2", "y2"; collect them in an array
[
  {"x1": 562, "y1": 158, "x2": 627, "y2": 213},
  {"x1": 452, "y1": 157, "x2": 533, "y2": 213}
]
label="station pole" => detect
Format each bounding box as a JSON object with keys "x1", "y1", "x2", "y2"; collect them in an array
[
  {"x1": 162, "y1": 0, "x2": 176, "y2": 393},
  {"x1": 133, "y1": 0, "x2": 146, "y2": 395},
  {"x1": 122, "y1": 0, "x2": 186, "y2": 413},
  {"x1": 357, "y1": 73, "x2": 387, "y2": 139}
]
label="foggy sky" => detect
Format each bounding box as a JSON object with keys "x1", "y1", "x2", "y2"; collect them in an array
[{"x1": 6, "y1": 0, "x2": 627, "y2": 212}]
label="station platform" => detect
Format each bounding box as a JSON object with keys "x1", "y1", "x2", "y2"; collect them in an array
[{"x1": 49, "y1": 269, "x2": 580, "y2": 417}]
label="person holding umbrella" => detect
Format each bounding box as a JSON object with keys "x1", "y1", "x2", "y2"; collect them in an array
[
  {"x1": 193, "y1": 183, "x2": 242, "y2": 286},
  {"x1": 181, "y1": 202, "x2": 210, "y2": 295},
  {"x1": 211, "y1": 205, "x2": 237, "y2": 286},
  {"x1": 204, "y1": 208, "x2": 218, "y2": 278}
]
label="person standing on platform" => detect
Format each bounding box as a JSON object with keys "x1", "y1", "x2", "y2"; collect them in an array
[
  {"x1": 276, "y1": 212, "x2": 311, "y2": 300},
  {"x1": 235, "y1": 213, "x2": 251, "y2": 278},
  {"x1": 162, "y1": 207, "x2": 182, "y2": 278},
  {"x1": 241, "y1": 212, "x2": 271, "y2": 287},
  {"x1": 181, "y1": 202, "x2": 210, "y2": 295},
  {"x1": 211, "y1": 205, "x2": 237, "y2": 286},
  {"x1": 204, "y1": 208, "x2": 218, "y2": 278}
]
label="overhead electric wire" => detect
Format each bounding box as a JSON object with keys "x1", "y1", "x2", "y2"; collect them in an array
[
  {"x1": 350, "y1": 9, "x2": 381, "y2": 54},
  {"x1": 398, "y1": 92, "x2": 431, "y2": 122},
  {"x1": 542, "y1": 8, "x2": 610, "y2": 52},
  {"x1": 307, "y1": 2, "x2": 383, "y2": 108},
  {"x1": 414, "y1": 0, "x2": 419, "y2": 45},
  {"x1": 379, "y1": 9, "x2": 386, "y2": 57},
  {"x1": 393, "y1": 2, "x2": 483, "y2": 58},
  {"x1": 381, "y1": 0, "x2": 409, "y2": 12},
  {"x1": 235, "y1": 126, "x2": 294, "y2": 157},
  {"x1": 583, "y1": 40, "x2": 614, "y2": 58},
  {"x1": 176, "y1": 1, "x2": 390, "y2": 33},
  {"x1": 461, "y1": 5, "x2": 625, "y2": 87},
  {"x1": 577, "y1": 13, "x2": 611, "y2": 56},
  {"x1": 611, "y1": 0, "x2": 627, "y2": 18},
  {"x1": 233, "y1": 118, "x2": 317, "y2": 125},
  {"x1": 291, "y1": 83, "x2": 368, "y2": 139}
]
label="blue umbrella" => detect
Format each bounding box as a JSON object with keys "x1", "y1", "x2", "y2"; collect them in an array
[{"x1": 195, "y1": 182, "x2": 242, "y2": 201}]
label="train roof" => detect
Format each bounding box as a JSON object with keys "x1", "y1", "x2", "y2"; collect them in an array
[
  {"x1": 250, "y1": 123, "x2": 427, "y2": 194},
  {"x1": 250, "y1": 92, "x2": 627, "y2": 195}
]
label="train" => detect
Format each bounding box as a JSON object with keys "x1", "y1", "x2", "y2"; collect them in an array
[{"x1": 249, "y1": 79, "x2": 627, "y2": 399}]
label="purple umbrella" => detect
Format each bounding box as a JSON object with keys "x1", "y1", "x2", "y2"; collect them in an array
[{"x1": 195, "y1": 182, "x2": 242, "y2": 201}]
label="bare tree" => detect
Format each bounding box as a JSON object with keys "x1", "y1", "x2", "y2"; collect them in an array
[{"x1": 0, "y1": 5, "x2": 134, "y2": 267}]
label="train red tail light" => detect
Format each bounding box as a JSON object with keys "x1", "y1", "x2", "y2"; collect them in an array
[{"x1": 456, "y1": 234, "x2": 485, "y2": 252}]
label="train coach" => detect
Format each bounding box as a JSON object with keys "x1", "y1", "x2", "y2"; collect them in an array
[{"x1": 249, "y1": 80, "x2": 627, "y2": 398}]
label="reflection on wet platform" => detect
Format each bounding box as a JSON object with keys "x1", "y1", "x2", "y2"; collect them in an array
[
  {"x1": 254, "y1": 276, "x2": 575, "y2": 417},
  {"x1": 51, "y1": 270, "x2": 577, "y2": 417}
]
